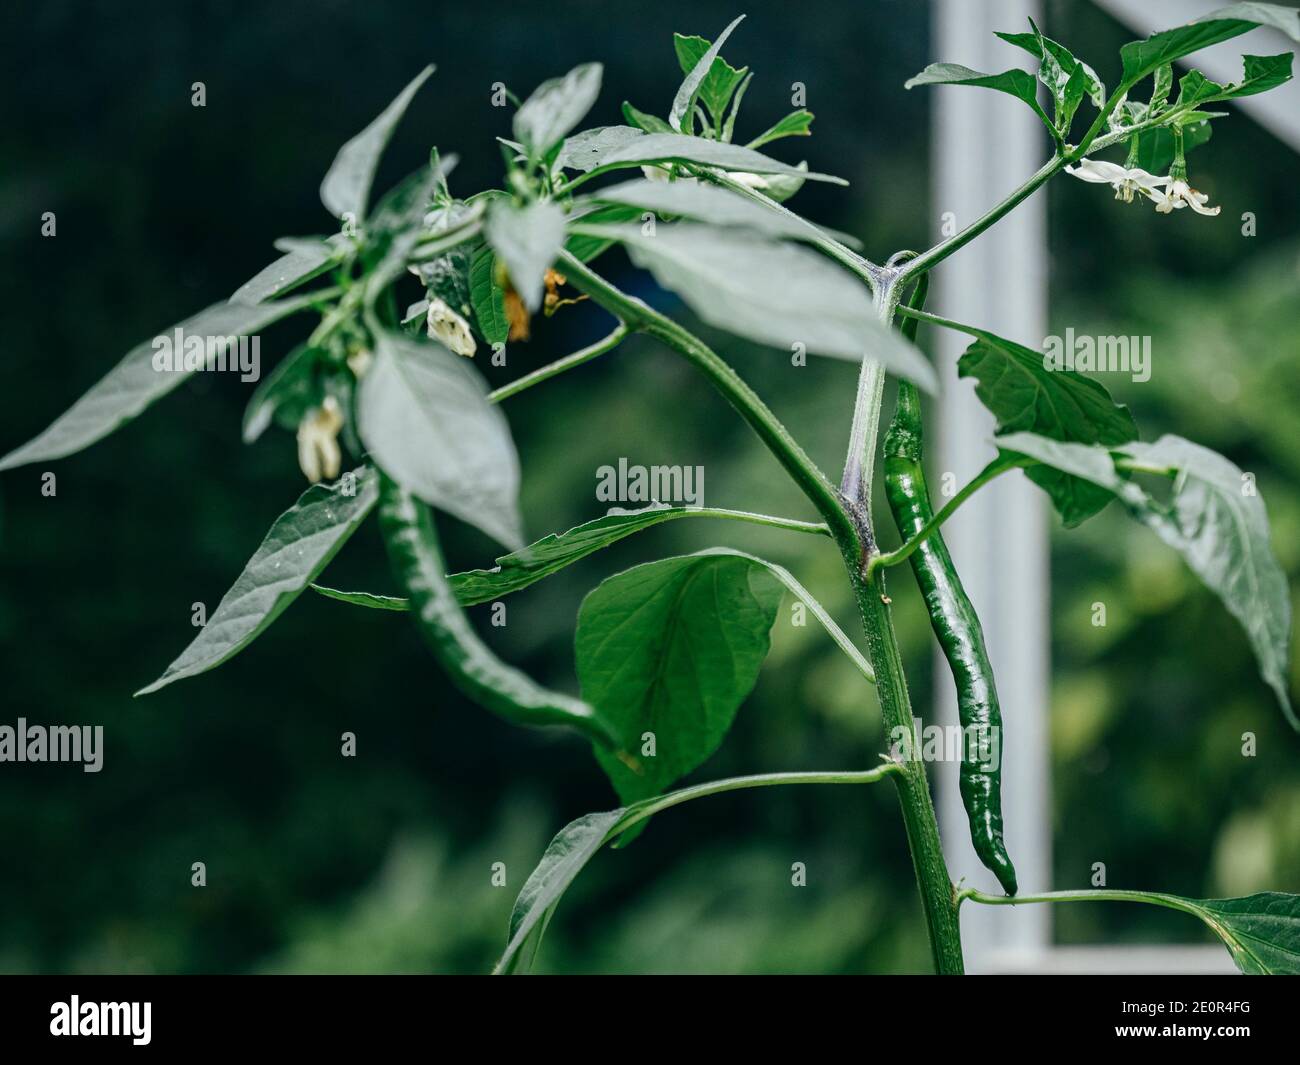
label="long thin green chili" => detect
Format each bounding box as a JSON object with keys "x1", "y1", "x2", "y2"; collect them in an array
[{"x1": 881, "y1": 271, "x2": 1018, "y2": 896}]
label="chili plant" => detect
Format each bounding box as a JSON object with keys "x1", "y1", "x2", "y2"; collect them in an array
[{"x1": 7, "y1": 7, "x2": 1300, "y2": 975}]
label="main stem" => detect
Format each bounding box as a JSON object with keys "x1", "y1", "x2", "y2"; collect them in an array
[
  {"x1": 563, "y1": 252, "x2": 964, "y2": 972},
  {"x1": 840, "y1": 272, "x2": 964, "y2": 974}
]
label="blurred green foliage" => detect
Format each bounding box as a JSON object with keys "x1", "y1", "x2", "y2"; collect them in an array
[{"x1": 0, "y1": 0, "x2": 1295, "y2": 973}]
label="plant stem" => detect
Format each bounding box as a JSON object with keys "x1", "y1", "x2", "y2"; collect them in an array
[
  {"x1": 558, "y1": 251, "x2": 860, "y2": 547},
  {"x1": 840, "y1": 280, "x2": 902, "y2": 505},
  {"x1": 563, "y1": 249, "x2": 965, "y2": 972},
  {"x1": 653, "y1": 508, "x2": 830, "y2": 536},
  {"x1": 867, "y1": 457, "x2": 1025, "y2": 579},
  {"x1": 487, "y1": 325, "x2": 629, "y2": 402},
  {"x1": 836, "y1": 279, "x2": 965, "y2": 974},
  {"x1": 856, "y1": 575, "x2": 967, "y2": 974},
  {"x1": 408, "y1": 213, "x2": 486, "y2": 262},
  {"x1": 960, "y1": 887, "x2": 1204, "y2": 921},
  {"x1": 622, "y1": 763, "x2": 903, "y2": 829},
  {"x1": 899, "y1": 157, "x2": 1063, "y2": 283}
]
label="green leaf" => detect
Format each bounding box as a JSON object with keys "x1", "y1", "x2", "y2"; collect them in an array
[
  {"x1": 578, "y1": 222, "x2": 937, "y2": 388},
  {"x1": 556, "y1": 125, "x2": 646, "y2": 172},
  {"x1": 904, "y1": 64, "x2": 1054, "y2": 133},
  {"x1": 995, "y1": 25, "x2": 1106, "y2": 113},
  {"x1": 496, "y1": 761, "x2": 897, "y2": 973},
  {"x1": 1189, "y1": 893, "x2": 1300, "y2": 973},
  {"x1": 996, "y1": 432, "x2": 1294, "y2": 725},
  {"x1": 672, "y1": 28, "x2": 750, "y2": 126},
  {"x1": 957, "y1": 329, "x2": 1138, "y2": 526},
  {"x1": 745, "y1": 109, "x2": 814, "y2": 150},
  {"x1": 320, "y1": 65, "x2": 433, "y2": 222},
  {"x1": 469, "y1": 245, "x2": 509, "y2": 347},
  {"x1": 0, "y1": 294, "x2": 322, "y2": 472},
  {"x1": 484, "y1": 200, "x2": 566, "y2": 312},
  {"x1": 721, "y1": 72, "x2": 753, "y2": 143},
  {"x1": 1126, "y1": 435, "x2": 1294, "y2": 726},
  {"x1": 1130, "y1": 116, "x2": 1213, "y2": 173},
  {"x1": 670, "y1": 16, "x2": 746, "y2": 132},
  {"x1": 311, "y1": 584, "x2": 408, "y2": 611},
  {"x1": 1175, "y1": 52, "x2": 1294, "y2": 108},
  {"x1": 136, "y1": 467, "x2": 379, "y2": 695},
  {"x1": 496, "y1": 808, "x2": 625, "y2": 974},
  {"x1": 1151, "y1": 63, "x2": 1174, "y2": 109},
  {"x1": 577, "y1": 550, "x2": 784, "y2": 803},
  {"x1": 621, "y1": 101, "x2": 674, "y2": 134},
  {"x1": 513, "y1": 62, "x2": 604, "y2": 159},
  {"x1": 363, "y1": 162, "x2": 455, "y2": 295},
  {"x1": 1119, "y1": 3, "x2": 1300, "y2": 86},
  {"x1": 454, "y1": 505, "x2": 725, "y2": 605},
  {"x1": 230, "y1": 238, "x2": 340, "y2": 305},
  {"x1": 597, "y1": 132, "x2": 846, "y2": 185},
  {"x1": 357, "y1": 329, "x2": 523, "y2": 551},
  {"x1": 587, "y1": 177, "x2": 825, "y2": 242},
  {"x1": 310, "y1": 508, "x2": 860, "y2": 683},
  {"x1": 308, "y1": 514, "x2": 870, "y2": 683}
]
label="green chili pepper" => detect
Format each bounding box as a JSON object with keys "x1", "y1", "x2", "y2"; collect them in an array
[
  {"x1": 881, "y1": 274, "x2": 1018, "y2": 896},
  {"x1": 377, "y1": 475, "x2": 623, "y2": 751}
]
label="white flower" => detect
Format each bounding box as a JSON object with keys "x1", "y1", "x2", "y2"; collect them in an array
[
  {"x1": 641, "y1": 165, "x2": 769, "y2": 190},
  {"x1": 426, "y1": 297, "x2": 476, "y2": 357},
  {"x1": 726, "y1": 171, "x2": 771, "y2": 190},
  {"x1": 641, "y1": 164, "x2": 697, "y2": 186},
  {"x1": 1153, "y1": 179, "x2": 1220, "y2": 216},
  {"x1": 296, "y1": 396, "x2": 343, "y2": 484},
  {"x1": 1066, "y1": 158, "x2": 1167, "y2": 204}
]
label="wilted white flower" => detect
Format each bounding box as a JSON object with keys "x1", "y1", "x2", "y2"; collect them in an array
[
  {"x1": 1153, "y1": 179, "x2": 1220, "y2": 216},
  {"x1": 426, "y1": 297, "x2": 476, "y2": 357},
  {"x1": 642, "y1": 165, "x2": 766, "y2": 189},
  {"x1": 725, "y1": 171, "x2": 772, "y2": 190},
  {"x1": 346, "y1": 349, "x2": 372, "y2": 378},
  {"x1": 642, "y1": 162, "x2": 804, "y2": 203},
  {"x1": 1066, "y1": 158, "x2": 1167, "y2": 204},
  {"x1": 296, "y1": 396, "x2": 343, "y2": 484}
]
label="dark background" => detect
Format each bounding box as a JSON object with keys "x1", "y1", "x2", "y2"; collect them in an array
[{"x1": 1, "y1": 0, "x2": 1297, "y2": 972}]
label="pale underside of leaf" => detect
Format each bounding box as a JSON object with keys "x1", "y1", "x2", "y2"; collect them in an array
[
  {"x1": 513, "y1": 62, "x2": 604, "y2": 158},
  {"x1": 597, "y1": 133, "x2": 845, "y2": 184},
  {"x1": 586, "y1": 177, "x2": 823, "y2": 243},
  {"x1": 0, "y1": 293, "x2": 321, "y2": 472},
  {"x1": 357, "y1": 330, "x2": 523, "y2": 551},
  {"x1": 319, "y1": 65, "x2": 434, "y2": 222},
  {"x1": 137, "y1": 467, "x2": 379, "y2": 695},
  {"x1": 670, "y1": 15, "x2": 745, "y2": 132},
  {"x1": 230, "y1": 239, "x2": 338, "y2": 305},
  {"x1": 996, "y1": 431, "x2": 1293, "y2": 725},
  {"x1": 579, "y1": 222, "x2": 937, "y2": 389},
  {"x1": 484, "y1": 200, "x2": 567, "y2": 313}
]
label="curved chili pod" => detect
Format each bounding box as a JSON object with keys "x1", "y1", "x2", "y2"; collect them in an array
[
  {"x1": 882, "y1": 277, "x2": 1018, "y2": 896},
  {"x1": 378, "y1": 474, "x2": 623, "y2": 751}
]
